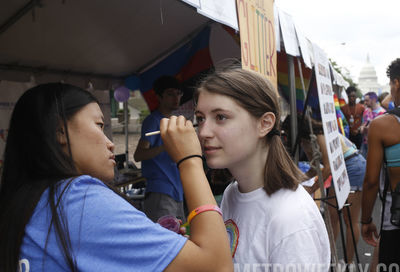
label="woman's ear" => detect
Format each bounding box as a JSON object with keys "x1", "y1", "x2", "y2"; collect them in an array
[
  {"x1": 395, "y1": 78, "x2": 400, "y2": 92},
  {"x1": 56, "y1": 126, "x2": 67, "y2": 145},
  {"x1": 258, "y1": 112, "x2": 276, "y2": 137}
]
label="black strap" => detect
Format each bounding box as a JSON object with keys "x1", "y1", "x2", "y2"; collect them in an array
[
  {"x1": 387, "y1": 107, "x2": 400, "y2": 118},
  {"x1": 380, "y1": 158, "x2": 389, "y2": 235}
]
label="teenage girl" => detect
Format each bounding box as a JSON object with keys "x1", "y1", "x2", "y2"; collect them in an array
[{"x1": 194, "y1": 68, "x2": 331, "y2": 270}]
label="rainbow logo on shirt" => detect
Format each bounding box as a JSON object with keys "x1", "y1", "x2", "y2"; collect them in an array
[{"x1": 225, "y1": 219, "x2": 239, "y2": 258}]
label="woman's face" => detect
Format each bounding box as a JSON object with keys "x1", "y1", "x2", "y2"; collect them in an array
[
  {"x1": 63, "y1": 102, "x2": 115, "y2": 182},
  {"x1": 195, "y1": 90, "x2": 261, "y2": 170}
]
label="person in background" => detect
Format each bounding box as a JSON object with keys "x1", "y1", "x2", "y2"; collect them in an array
[
  {"x1": 361, "y1": 58, "x2": 400, "y2": 267},
  {"x1": 341, "y1": 86, "x2": 365, "y2": 149},
  {"x1": 299, "y1": 116, "x2": 366, "y2": 269},
  {"x1": 194, "y1": 68, "x2": 330, "y2": 270},
  {"x1": 0, "y1": 83, "x2": 233, "y2": 272},
  {"x1": 359, "y1": 91, "x2": 386, "y2": 158},
  {"x1": 134, "y1": 75, "x2": 186, "y2": 222},
  {"x1": 380, "y1": 92, "x2": 395, "y2": 111}
]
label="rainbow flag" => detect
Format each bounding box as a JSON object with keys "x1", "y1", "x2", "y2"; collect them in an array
[
  {"x1": 277, "y1": 50, "x2": 313, "y2": 114},
  {"x1": 334, "y1": 93, "x2": 349, "y2": 137},
  {"x1": 125, "y1": 26, "x2": 213, "y2": 111}
]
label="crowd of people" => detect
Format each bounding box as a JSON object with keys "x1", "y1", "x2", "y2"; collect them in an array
[{"x1": 0, "y1": 58, "x2": 399, "y2": 271}]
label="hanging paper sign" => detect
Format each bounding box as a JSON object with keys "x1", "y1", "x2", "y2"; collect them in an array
[
  {"x1": 197, "y1": 0, "x2": 238, "y2": 31},
  {"x1": 295, "y1": 26, "x2": 312, "y2": 69},
  {"x1": 236, "y1": 0, "x2": 277, "y2": 90},
  {"x1": 313, "y1": 43, "x2": 350, "y2": 210},
  {"x1": 278, "y1": 9, "x2": 300, "y2": 57},
  {"x1": 181, "y1": 0, "x2": 200, "y2": 8}
]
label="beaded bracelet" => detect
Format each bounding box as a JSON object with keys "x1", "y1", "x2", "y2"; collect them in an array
[{"x1": 187, "y1": 204, "x2": 222, "y2": 225}]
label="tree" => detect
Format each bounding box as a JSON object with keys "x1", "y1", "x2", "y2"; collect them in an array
[{"x1": 330, "y1": 59, "x2": 363, "y2": 98}]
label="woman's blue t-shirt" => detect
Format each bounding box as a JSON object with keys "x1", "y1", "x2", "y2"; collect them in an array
[{"x1": 19, "y1": 175, "x2": 187, "y2": 272}]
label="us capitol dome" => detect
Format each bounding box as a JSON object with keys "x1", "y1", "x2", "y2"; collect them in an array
[{"x1": 357, "y1": 55, "x2": 386, "y2": 95}]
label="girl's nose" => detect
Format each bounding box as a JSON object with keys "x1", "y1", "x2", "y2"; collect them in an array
[{"x1": 198, "y1": 121, "x2": 213, "y2": 139}]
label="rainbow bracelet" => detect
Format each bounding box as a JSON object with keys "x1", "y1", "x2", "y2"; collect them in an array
[{"x1": 185, "y1": 204, "x2": 222, "y2": 225}]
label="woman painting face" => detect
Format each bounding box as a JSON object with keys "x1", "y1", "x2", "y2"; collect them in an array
[
  {"x1": 60, "y1": 102, "x2": 116, "y2": 182},
  {"x1": 195, "y1": 90, "x2": 263, "y2": 171}
]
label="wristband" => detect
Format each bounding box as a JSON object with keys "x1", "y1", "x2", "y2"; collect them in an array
[
  {"x1": 176, "y1": 154, "x2": 202, "y2": 168},
  {"x1": 360, "y1": 217, "x2": 373, "y2": 224},
  {"x1": 187, "y1": 204, "x2": 222, "y2": 225}
]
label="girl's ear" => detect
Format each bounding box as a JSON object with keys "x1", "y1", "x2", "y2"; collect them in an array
[
  {"x1": 258, "y1": 112, "x2": 276, "y2": 137},
  {"x1": 56, "y1": 126, "x2": 67, "y2": 145}
]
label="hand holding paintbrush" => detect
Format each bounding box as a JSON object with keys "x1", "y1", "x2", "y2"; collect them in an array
[{"x1": 158, "y1": 116, "x2": 201, "y2": 164}]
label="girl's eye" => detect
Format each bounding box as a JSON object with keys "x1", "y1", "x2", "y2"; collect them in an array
[
  {"x1": 97, "y1": 123, "x2": 104, "y2": 129},
  {"x1": 216, "y1": 114, "x2": 227, "y2": 121},
  {"x1": 196, "y1": 116, "x2": 205, "y2": 124}
]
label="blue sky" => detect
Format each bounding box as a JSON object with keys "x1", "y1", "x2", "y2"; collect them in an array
[{"x1": 275, "y1": 0, "x2": 400, "y2": 85}]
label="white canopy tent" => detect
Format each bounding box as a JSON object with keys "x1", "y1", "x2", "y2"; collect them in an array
[{"x1": 0, "y1": 0, "x2": 213, "y2": 89}]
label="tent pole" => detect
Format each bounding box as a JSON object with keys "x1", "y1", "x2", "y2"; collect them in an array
[
  {"x1": 124, "y1": 101, "x2": 129, "y2": 169},
  {"x1": 0, "y1": 0, "x2": 42, "y2": 36},
  {"x1": 287, "y1": 55, "x2": 298, "y2": 163}
]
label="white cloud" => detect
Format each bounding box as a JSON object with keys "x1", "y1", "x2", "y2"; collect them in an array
[{"x1": 275, "y1": 0, "x2": 400, "y2": 85}]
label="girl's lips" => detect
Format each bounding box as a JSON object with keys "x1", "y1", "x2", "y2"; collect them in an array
[{"x1": 204, "y1": 146, "x2": 221, "y2": 154}]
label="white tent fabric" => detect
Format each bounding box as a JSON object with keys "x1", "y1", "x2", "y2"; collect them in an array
[
  {"x1": 0, "y1": 0, "x2": 349, "y2": 89},
  {"x1": 0, "y1": 0, "x2": 210, "y2": 89}
]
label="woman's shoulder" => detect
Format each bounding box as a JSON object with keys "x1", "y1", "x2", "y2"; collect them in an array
[
  {"x1": 61, "y1": 175, "x2": 106, "y2": 192},
  {"x1": 370, "y1": 114, "x2": 399, "y2": 131},
  {"x1": 71, "y1": 175, "x2": 105, "y2": 185},
  {"x1": 59, "y1": 175, "x2": 118, "y2": 206}
]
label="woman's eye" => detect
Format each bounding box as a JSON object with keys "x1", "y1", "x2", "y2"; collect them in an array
[{"x1": 97, "y1": 123, "x2": 104, "y2": 129}]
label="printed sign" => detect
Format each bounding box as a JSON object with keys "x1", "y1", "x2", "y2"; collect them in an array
[
  {"x1": 313, "y1": 43, "x2": 350, "y2": 210},
  {"x1": 236, "y1": 0, "x2": 277, "y2": 90}
]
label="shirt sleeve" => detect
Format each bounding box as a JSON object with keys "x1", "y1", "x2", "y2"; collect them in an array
[
  {"x1": 141, "y1": 114, "x2": 161, "y2": 146},
  {"x1": 64, "y1": 176, "x2": 187, "y2": 272}
]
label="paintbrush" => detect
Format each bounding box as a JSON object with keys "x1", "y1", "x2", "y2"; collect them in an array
[{"x1": 145, "y1": 123, "x2": 198, "y2": 136}]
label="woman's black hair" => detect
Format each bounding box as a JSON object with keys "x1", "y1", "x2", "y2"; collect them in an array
[{"x1": 0, "y1": 83, "x2": 98, "y2": 271}]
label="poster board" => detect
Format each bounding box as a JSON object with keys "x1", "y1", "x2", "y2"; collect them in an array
[
  {"x1": 236, "y1": 0, "x2": 277, "y2": 90},
  {"x1": 313, "y1": 43, "x2": 350, "y2": 210}
]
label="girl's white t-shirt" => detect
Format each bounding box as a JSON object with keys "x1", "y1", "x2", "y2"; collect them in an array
[{"x1": 221, "y1": 181, "x2": 330, "y2": 271}]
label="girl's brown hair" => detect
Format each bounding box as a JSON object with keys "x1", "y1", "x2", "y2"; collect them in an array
[{"x1": 196, "y1": 67, "x2": 305, "y2": 195}]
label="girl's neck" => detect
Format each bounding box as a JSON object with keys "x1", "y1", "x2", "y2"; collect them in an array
[{"x1": 229, "y1": 145, "x2": 268, "y2": 193}]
